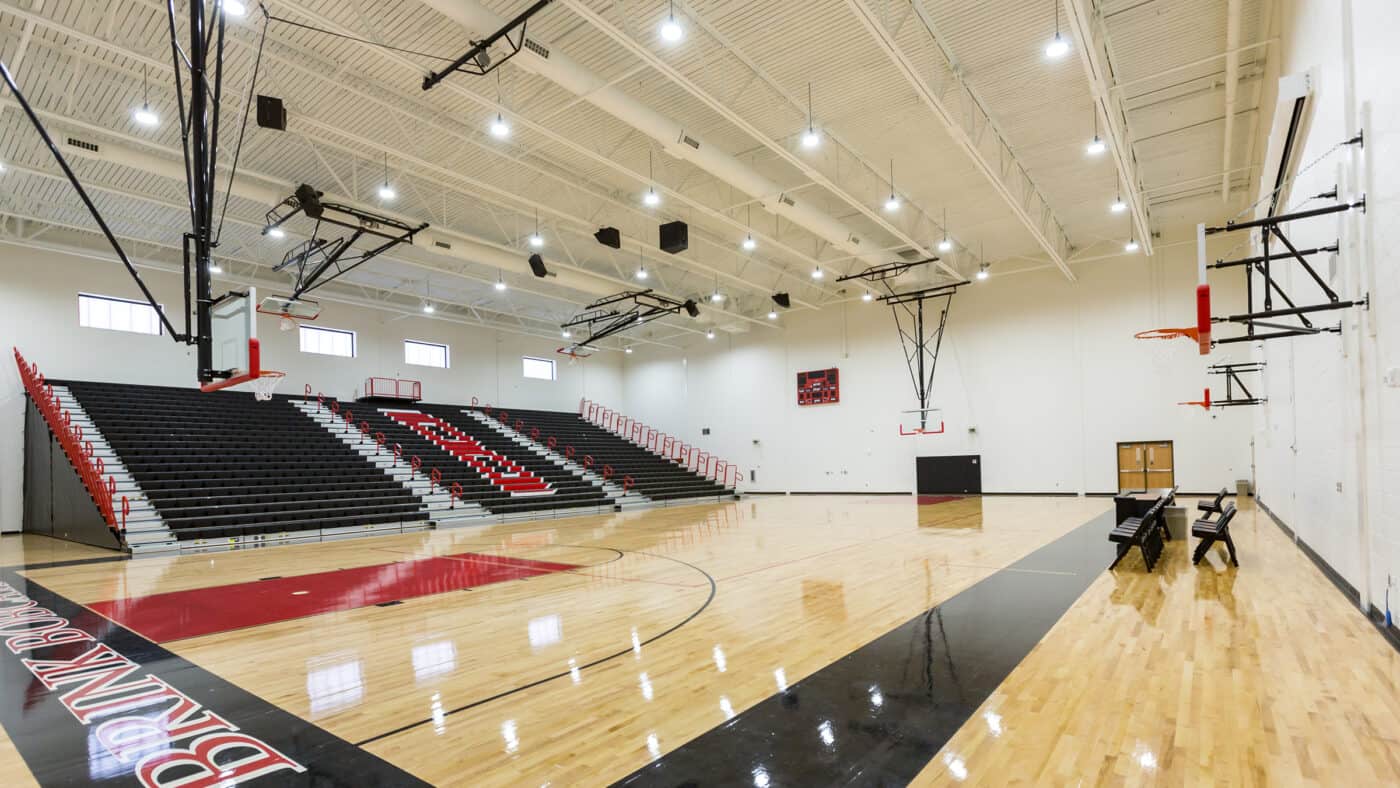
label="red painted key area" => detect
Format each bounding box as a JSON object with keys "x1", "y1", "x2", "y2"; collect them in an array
[{"x1": 88, "y1": 551, "x2": 577, "y2": 643}]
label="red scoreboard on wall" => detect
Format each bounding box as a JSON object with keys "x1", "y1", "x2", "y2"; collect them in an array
[{"x1": 797, "y1": 367, "x2": 840, "y2": 406}]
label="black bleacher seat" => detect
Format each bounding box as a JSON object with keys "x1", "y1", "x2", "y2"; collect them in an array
[
  {"x1": 481, "y1": 407, "x2": 733, "y2": 502},
  {"x1": 60, "y1": 381, "x2": 427, "y2": 541}
]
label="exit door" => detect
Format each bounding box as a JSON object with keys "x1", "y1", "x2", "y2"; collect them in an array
[{"x1": 1117, "y1": 441, "x2": 1174, "y2": 491}]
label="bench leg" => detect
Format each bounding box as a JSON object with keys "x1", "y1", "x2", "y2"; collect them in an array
[
  {"x1": 1222, "y1": 528, "x2": 1239, "y2": 567},
  {"x1": 1192, "y1": 536, "x2": 1215, "y2": 565}
]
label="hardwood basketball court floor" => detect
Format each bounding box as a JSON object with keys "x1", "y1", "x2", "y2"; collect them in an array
[{"x1": 0, "y1": 494, "x2": 1397, "y2": 785}]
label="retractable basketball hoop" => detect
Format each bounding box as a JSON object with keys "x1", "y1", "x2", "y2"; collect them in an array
[
  {"x1": 557, "y1": 345, "x2": 593, "y2": 365},
  {"x1": 198, "y1": 287, "x2": 285, "y2": 400},
  {"x1": 1135, "y1": 225, "x2": 1213, "y2": 355}
]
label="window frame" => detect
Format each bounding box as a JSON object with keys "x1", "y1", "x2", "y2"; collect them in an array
[
  {"x1": 77, "y1": 292, "x2": 164, "y2": 336},
  {"x1": 403, "y1": 339, "x2": 451, "y2": 369},
  {"x1": 298, "y1": 324, "x2": 357, "y2": 358},
  {"x1": 521, "y1": 355, "x2": 557, "y2": 381}
]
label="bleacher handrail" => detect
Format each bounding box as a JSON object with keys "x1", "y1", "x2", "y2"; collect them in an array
[
  {"x1": 577, "y1": 397, "x2": 741, "y2": 489},
  {"x1": 364, "y1": 377, "x2": 422, "y2": 401},
  {"x1": 13, "y1": 348, "x2": 123, "y2": 536}
]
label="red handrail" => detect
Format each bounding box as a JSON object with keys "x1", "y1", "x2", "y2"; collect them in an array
[
  {"x1": 13, "y1": 348, "x2": 120, "y2": 535},
  {"x1": 578, "y1": 398, "x2": 741, "y2": 489}
]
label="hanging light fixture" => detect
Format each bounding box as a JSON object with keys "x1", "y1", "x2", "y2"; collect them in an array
[
  {"x1": 625, "y1": 346, "x2": 634, "y2": 354},
  {"x1": 223, "y1": 0, "x2": 247, "y2": 17},
  {"x1": 801, "y1": 83, "x2": 820, "y2": 149},
  {"x1": 861, "y1": 291, "x2": 873, "y2": 302},
  {"x1": 883, "y1": 159, "x2": 900, "y2": 212},
  {"x1": 938, "y1": 208, "x2": 953, "y2": 252},
  {"x1": 562, "y1": 329, "x2": 571, "y2": 339},
  {"x1": 1045, "y1": 0, "x2": 1070, "y2": 59},
  {"x1": 976, "y1": 243, "x2": 990, "y2": 280},
  {"x1": 767, "y1": 310, "x2": 778, "y2": 320},
  {"x1": 208, "y1": 261, "x2": 223, "y2": 274},
  {"x1": 659, "y1": 0, "x2": 684, "y2": 42},
  {"x1": 643, "y1": 150, "x2": 661, "y2": 206},
  {"x1": 267, "y1": 226, "x2": 285, "y2": 239},
  {"x1": 488, "y1": 72, "x2": 511, "y2": 138},
  {"x1": 529, "y1": 209, "x2": 544, "y2": 247},
  {"x1": 636, "y1": 246, "x2": 649, "y2": 279},
  {"x1": 1110, "y1": 181, "x2": 1127, "y2": 213},
  {"x1": 422, "y1": 303, "x2": 435, "y2": 314},
  {"x1": 705, "y1": 329, "x2": 716, "y2": 340},
  {"x1": 1124, "y1": 214, "x2": 1139, "y2": 252},
  {"x1": 811, "y1": 267, "x2": 824, "y2": 279},
  {"x1": 495, "y1": 271, "x2": 508, "y2": 291},
  {"x1": 1086, "y1": 111, "x2": 1106, "y2": 156},
  {"x1": 377, "y1": 153, "x2": 396, "y2": 201},
  {"x1": 741, "y1": 204, "x2": 756, "y2": 250},
  {"x1": 422, "y1": 277, "x2": 434, "y2": 312},
  {"x1": 133, "y1": 65, "x2": 159, "y2": 127}
]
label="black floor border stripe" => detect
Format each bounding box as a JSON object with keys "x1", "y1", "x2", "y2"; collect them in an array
[
  {"x1": 0, "y1": 568, "x2": 426, "y2": 786},
  {"x1": 614, "y1": 510, "x2": 1117, "y2": 787}
]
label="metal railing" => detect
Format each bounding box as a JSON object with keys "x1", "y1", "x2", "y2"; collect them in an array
[
  {"x1": 578, "y1": 398, "x2": 741, "y2": 489},
  {"x1": 13, "y1": 348, "x2": 126, "y2": 536}
]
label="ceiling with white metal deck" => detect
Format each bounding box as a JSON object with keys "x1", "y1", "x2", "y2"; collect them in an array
[{"x1": 0, "y1": 0, "x2": 1272, "y2": 350}]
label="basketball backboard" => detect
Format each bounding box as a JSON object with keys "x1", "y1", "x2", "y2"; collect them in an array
[
  {"x1": 899, "y1": 408, "x2": 945, "y2": 436},
  {"x1": 200, "y1": 287, "x2": 260, "y2": 393}
]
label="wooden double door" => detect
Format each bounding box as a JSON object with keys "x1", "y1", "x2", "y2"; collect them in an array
[{"x1": 1117, "y1": 440, "x2": 1174, "y2": 491}]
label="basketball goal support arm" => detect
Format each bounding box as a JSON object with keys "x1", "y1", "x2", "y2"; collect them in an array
[{"x1": 0, "y1": 60, "x2": 183, "y2": 342}]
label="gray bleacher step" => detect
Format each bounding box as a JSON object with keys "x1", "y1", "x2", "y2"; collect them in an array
[{"x1": 50, "y1": 385, "x2": 170, "y2": 551}]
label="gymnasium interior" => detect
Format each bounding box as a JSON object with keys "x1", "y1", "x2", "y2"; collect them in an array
[{"x1": 1, "y1": 0, "x2": 1397, "y2": 785}]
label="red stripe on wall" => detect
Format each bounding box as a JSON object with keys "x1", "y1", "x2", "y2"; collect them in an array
[{"x1": 87, "y1": 552, "x2": 577, "y2": 643}]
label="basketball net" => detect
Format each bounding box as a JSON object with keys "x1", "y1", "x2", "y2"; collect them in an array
[{"x1": 250, "y1": 371, "x2": 286, "y2": 401}]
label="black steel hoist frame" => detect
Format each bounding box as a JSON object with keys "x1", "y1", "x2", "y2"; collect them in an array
[
  {"x1": 0, "y1": 2, "x2": 243, "y2": 382},
  {"x1": 1206, "y1": 197, "x2": 1367, "y2": 345},
  {"x1": 837, "y1": 259, "x2": 967, "y2": 431},
  {"x1": 1207, "y1": 362, "x2": 1267, "y2": 408},
  {"x1": 264, "y1": 185, "x2": 428, "y2": 301},
  {"x1": 560, "y1": 290, "x2": 697, "y2": 351},
  {"x1": 422, "y1": 0, "x2": 555, "y2": 90}
]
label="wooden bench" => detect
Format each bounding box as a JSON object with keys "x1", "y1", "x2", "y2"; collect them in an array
[
  {"x1": 1192, "y1": 503, "x2": 1239, "y2": 566},
  {"x1": 1109, "y1": 497, "x2": 1167, "y2": 572}
]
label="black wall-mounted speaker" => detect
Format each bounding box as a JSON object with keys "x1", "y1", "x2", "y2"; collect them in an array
[
  {"x1": 683, "y1": 299, "x2": 700, "y2": 318},
  {"x1": 528, "y1": 253, "x2": 548, "y2": 278},
  {"x1": 659, "y1": 220, "x2": 689, "y2": 254},
  {"x1": 595, "y1": 227, "x2": 621, "y2": 249},
  {"x1": 771, "y1": 292, "x2": 791, "y2": 309},
  {"x1": 256, "y1": 95, "x2": 287, "y2": 131},
  {"x1": 294, "y1": 184, "x2": 324, "y2": 219}
]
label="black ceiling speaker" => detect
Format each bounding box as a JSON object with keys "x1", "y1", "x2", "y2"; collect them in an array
[
  {"x1": 595, "y1": 227, "x2": 621, "y2": 249},
  {"x1": 256, "y1": 95, "x2": 287, "y2": 131},
  {"x1": 683, "y1": 299, "x2": 700, "y2": 318},
  {"x1": 527, "y1": 253, "x2": 548, "y2": 278},
  {"x1": 771, "y1": 292, "x2": 791, "y2": 309},
  {"x1": 659, "y1": 220, "x2": 689, "y2": 254},
  {"x1": 294, "y1": 184, "x2": 324, "y2": 219}
]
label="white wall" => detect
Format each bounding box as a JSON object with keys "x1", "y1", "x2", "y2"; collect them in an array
[
  {"x1": 0, "y1": 243, "x2": 622, "y2": 532},
  {"x1": 620, "y1": 237, "x2": 1254, "y2": 495},
  {"x1": 1252, "y1": 0, "x2": 1400, "y2": 615}
]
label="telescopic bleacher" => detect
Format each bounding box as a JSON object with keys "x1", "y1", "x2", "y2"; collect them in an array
[
  {"x1": 37, "y1": 379, "x2": 737, "y2": 553},
  {"x1": 480, "y1": 407, "x2": 732, "y2": 502},
  {"x1": 345, "y1": 402, "x2": 615, "y2": 519},
  {"x1": 58, "y1": 381, "x2": 429, "y2": 545}
]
